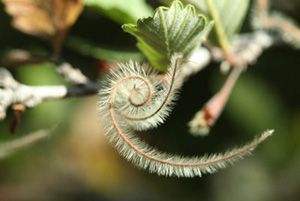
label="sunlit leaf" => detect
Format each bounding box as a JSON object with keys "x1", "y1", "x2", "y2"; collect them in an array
[
  {"x1": 83, "y1": 0, "x2": 153, "y2": 24},
  {"x1": 175, "y1": 0, "x2": 250, "y2": 45},
  {"x1": 122, "y1": 1, "x2": 213, "y2": 71},
  {"x1": 1, "y1": 0, "x2": 84, "y2": 54}
]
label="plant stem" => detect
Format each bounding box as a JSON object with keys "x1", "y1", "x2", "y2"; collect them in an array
[{"x1": 205, "y1": 0, "x2": 235, "y2": 65}]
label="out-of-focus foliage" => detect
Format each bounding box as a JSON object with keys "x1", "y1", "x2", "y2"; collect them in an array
[
  {"x1": 67, "y1": 36, "x2": 144, "y2": 62},
  {"x1": 163, "y1": 0, "x2": 250, "y2": 46},
  {"x1": 0, "y1": 127, "x2": 55, "y2": 159},
  {"x1": 14, "y1": 63, "x2": 76, "y2": 127},
  {"x1": 1, "y1": 0, "x2": 83, "y2": 53},
  {"x1": 84, "y1": 0, "x2": 153, "y2": 24},
  {"x1": 251, "y1": 0, "x2": 300, "y2": 49}
]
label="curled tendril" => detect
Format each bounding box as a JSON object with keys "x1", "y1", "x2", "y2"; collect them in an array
[{"x1": 98, "y1": 54, "x2": 272, "y2": 177}]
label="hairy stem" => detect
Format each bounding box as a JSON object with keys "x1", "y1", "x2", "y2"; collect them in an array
[
  {"x1": 106, "y1": 58, "x2": 271, "y2": 174},
  {"x1": 205, "y1": 66, "x2": 242, "y2": 122},
  {"x1": 188, "y1": 66, "x2": 242, "y2": 136},
  {"x1": 116, "y1": 58, "x2": 179, "y2": 121}
]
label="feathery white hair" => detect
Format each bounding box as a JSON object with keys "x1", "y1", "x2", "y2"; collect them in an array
[{"x1": 97, "y1": 54, "x2": 272, "y2": 177}]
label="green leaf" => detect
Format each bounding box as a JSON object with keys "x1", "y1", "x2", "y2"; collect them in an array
[
  {"x1": 122, "y1": 1, "x2": 213, "y2": 71},
  {"x1": 83, "y1": 0, "x2": 153, "y2": 24},
  {"x1": 66, "y1": 36, "x2": 144, "y2": 62},
  {"x1": 180, "y1": 0, "x2": 250, "y2": 44}
]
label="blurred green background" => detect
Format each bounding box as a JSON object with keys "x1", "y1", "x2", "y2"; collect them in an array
[{"x1": 0, "y1": 0, "x2": 299, "y2": 201}]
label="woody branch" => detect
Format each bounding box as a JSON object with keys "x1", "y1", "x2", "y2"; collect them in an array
[
  {"x1": 0, "y1": 67, "x2": 100, "y2": 120},
  {"x1": 0, "y1": 30, "x2": 278, "y2": 121}
]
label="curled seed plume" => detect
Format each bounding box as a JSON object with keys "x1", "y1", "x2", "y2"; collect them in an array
[{"x1": 97, "y1": 54, "x2": 272, "y2": 177}]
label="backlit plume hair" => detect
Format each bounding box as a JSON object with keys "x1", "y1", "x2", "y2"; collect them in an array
[{"x1": 97, "y1": 54, "x2": 272, "y2": 177}]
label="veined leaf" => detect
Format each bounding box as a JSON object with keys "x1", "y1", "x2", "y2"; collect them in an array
[
  {"x1": 122, "y1": 1, "x2": 213, "y2": 71},
  {"x1": 179, "y1": 0, "x2": 250, "y2": 45}
]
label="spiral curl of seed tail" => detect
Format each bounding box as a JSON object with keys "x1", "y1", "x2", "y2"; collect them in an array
[{"x1": 97, "y1": 54, "x2": 272, "y2": 177}]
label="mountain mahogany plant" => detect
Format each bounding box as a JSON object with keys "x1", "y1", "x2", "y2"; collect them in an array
[
  {"x1": 97, "y1": 54, "x2": 273, "y2": 177},
  {"x1": 97, "y1": 1, "x2": 272, "y2": 177},
  {"x1": 1, "y1": 0, "x2": 300, "y2": 177}
]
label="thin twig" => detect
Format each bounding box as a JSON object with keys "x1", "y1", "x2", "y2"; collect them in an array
[
  {"x1": 188, "y1": 67, "x2": 242, "y2": 136},
  {"x1": 2, "y1": 49, "x2": 51, "y2": 67},
  {"x1": 2, "y1": 49, "x2": 90, "y2": 84},
  {"x1": 0, "y1": 125, "x2": 57, "y2": 159},
  {"x1": 253, "y1": 0, "x2": 300, "y2": 48},
  {"x1": 204, "y1": 0, "x2": 235, "y2": 65},
  {"x1": 56, "y1": 62, "x2": 89, "y2": 84},
  {"x1": 207, "y1": 31, "x2": 277, "y2": 70},
  {"x1": 0, "y1": 31, "x2": 281, "y2": 122},
  {"x1": 177, "y1": 47, "x2": 211, "y2": 84},
  {"x1": 0, "y1": 68, "x2": 100, "y2": 120},
  {"x1": 231, "y1": 31, "x2": 275, "y2": 68}
]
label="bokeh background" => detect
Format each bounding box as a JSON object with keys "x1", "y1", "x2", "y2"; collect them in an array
[{"x1": 0, "y1": 0, "x2": 299, "y2": 201}]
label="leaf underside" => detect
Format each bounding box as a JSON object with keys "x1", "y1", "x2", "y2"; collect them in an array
[{"x1": 122, "y1": 1, "x2": 213, "y2": 71}]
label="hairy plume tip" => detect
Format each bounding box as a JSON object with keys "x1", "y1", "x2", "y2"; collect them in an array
[
  {"x1": 97, "y1": 55, "x2": 272, "y2": 177},
  {"x1": 188, "y1": 110, "x2": 211, "y2": 137},
  {"x1": 265, "y1": 129, "x2": 274, "y2": 136}
]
